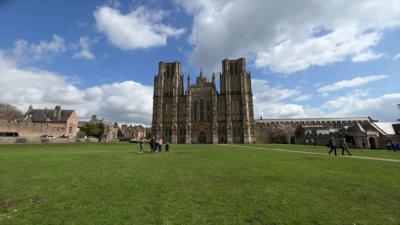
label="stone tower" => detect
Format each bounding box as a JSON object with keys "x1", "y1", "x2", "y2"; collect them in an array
[
  {"x1": 152, "y1": 61, "x2": 184, "y2": 144},
  {"x1": 219, "y1": 58, "x2": 255, "y2": 143},
  {"x1": 152, "y1": 58, "x2": 255, "y2": 144}
]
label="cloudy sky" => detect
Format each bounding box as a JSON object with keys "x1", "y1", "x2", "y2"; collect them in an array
[{"x1": 0, "y1": 0, "x2": 399, "y2": 124}]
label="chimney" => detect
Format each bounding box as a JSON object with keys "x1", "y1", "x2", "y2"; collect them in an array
[{"x1": 53, "y1": 105, "x2": 61, "y2": 120}]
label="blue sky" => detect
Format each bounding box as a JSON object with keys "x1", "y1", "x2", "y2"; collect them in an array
[{"x1": 0, "y1": 0, "x2": 399, "y2": 124}]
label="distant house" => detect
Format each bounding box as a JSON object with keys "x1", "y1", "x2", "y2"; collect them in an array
[
  {"x1": 121, "y1": 124, "x2": 149, "y2": 140},
  {"x1": 24, "y1": 105, "x2": 79, "y2": 137}
]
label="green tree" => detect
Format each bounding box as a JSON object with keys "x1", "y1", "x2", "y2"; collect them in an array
[
  {"x1": 79, "y1": 123, "x2": 105, "y2": 138},
  {"x1": 76, "y1": 130, "x2": 86, "y2": 138}
]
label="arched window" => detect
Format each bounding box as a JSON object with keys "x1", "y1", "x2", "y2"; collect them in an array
[{"x1": 193, "y1": 101, "x2": 197, "y2": 121}]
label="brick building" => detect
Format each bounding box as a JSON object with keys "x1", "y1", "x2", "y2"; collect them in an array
[
  {"x1": 24, "y1": 105, "x2": 79, "y2": 137},
  {"x1": 0, "y1": 105, "x2": 78, "y2": 138}
]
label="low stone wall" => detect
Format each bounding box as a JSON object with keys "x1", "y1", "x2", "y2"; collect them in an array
[
  {"x1": 0, "y1": 120, "x2": 66, "y2": 138},
  {"x1": 0, "y1": 137, "x2": 98, "y2": 144}
]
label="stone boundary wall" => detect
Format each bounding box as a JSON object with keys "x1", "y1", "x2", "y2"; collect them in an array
[
  {"x1": 0, "y1": 137, "x2": 98, "y2": 144},
  {"x1": 0, "y1": 120, "x2": 66, "y2": 138}
]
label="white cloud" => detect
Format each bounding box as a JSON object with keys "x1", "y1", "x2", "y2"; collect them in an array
[
  {"x1": 255, "y1": 26, "x2": 382, "y2": 73},
  {"x1": 393, "y1": 52, "x2": 400, "y2": 60},
  {"x1": 352, "y1": 50, "x2": 384, "y2": 62},
  {"x1": 0, "y1": 51, "x2": 153, "y2": 124},
  {"x1": 94, "y1": 5, "x2": 185, "y2": 50},
  {"x1": 252, "y1": 79, "x2": 308, "y2": 118},
  {"x1": 73, "y1": 37, "x2": 96, "y2": 60},
  {"x1": 293, "y1": 95, "x2": 312, "y2": 102},
  {"x1": 256, "y1": 103, "x2": 308, "y2": 119},
  {"x1": 318, "y1": 91, "x2": 400, "y2": 121},
  {"x1": 251, "y1": 77, "x2": 400, "y2": 121},
  {"x1": 252, "y1": 79, "x2": 301, "y2": 102},
  {"x1": 175, "y1": 0, "x2": 400, "y2": 73},
  {"x1": 13, "y1": 34, "x2": 66, "y2": 62},
  {"x1": 317, "y1": 75, "x2": 388, "y2": 93}
]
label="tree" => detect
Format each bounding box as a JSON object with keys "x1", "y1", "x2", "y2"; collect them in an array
[
  {"x1": 76, "y1": 131, "x2": 86, "y2": 138},
  {"x1": 0, "y1": 103, "x2": 23, "y2": 120},
  {"x1": 79, "y1": 123, "x2": 105, "y2": 138}
]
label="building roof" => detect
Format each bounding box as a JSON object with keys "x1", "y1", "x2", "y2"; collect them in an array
[
  {"x1": 255, "y1": 117, "x2": 373, "y2": 124},
  {"x1": 26, "y1": 109, "x2": 74, "y2": 122},
  {"x1": 354, "y1": 122, "x2": 366, "y2": 134},
  {"x1": 371, "y1": 122, "x2": 399, "y2": 135}
]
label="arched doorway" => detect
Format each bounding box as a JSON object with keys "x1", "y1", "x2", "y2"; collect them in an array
[
  {"x1": 198, "y1": 131, "x2": 207, "y2": 144},
  {"x1": 369, "y1": 137, "x2": 376, "y2": 149},
  {"x1": 219, "y1": 136, "x2": 226, "y2": 144},
  {"x1": 178, "y1": 128, "x2": 186, "y2": 144}
]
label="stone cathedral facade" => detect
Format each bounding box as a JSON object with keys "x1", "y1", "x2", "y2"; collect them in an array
[{"x1": 152, "y1": 58, "x2": 255, "y2": 144}]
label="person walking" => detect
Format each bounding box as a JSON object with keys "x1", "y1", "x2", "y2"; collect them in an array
[
  {"x1": 138, "y1": 138, "x2": 144, "y2": 154},
  {"x1": 165, "y1": 142, "x2": 170, "y2": 152},
  {"x1": 328, "y1": 137, "x2": 337, "y2": 156},
  {"x1": 386, "y1": 141, "x2": 392, "y2": 150},
  {"x1": 149, "y1": 137, "x2": 155, "y2": 153},
  {"x1": 158, "y1": 138, "x2": 163, "y2": 152},
  {"x1": 340, "y1": 138, "x2": 351, "y2": 156},
  {"x1": 153, "y1": 140, "x2": 158, "y2": 153}
]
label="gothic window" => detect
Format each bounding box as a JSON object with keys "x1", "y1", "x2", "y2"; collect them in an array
[
  {"x1": 193, "y1": 101, "x2": 197, "y2": 121},
  {"x1": 232, "y1": 101, "x2": 237, "y2": 120},
  {"x1": 164, "y1": 103, "x2": 169, "y2": 121},
  {"x1": 204, "y1": 100, "x2": 208, "y2": 121},
  {"x1": 207, "y1": 101, "x2": 210, "y2": 121},
  {"x1": 200, "y1": 99, "x2": 204, "y2": 121}
]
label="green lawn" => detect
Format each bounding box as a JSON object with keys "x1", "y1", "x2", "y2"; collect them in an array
[{"x1": 0, "y1": 143, "x2": 399, "y2": 225}]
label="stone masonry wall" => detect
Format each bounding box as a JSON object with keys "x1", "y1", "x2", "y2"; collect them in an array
[{"x1": 0, "y1": 120, "x2": 66, "y2": 138}]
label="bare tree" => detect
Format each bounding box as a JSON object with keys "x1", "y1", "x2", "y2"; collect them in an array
[{"x1": 0, "y1": 103, "x2": 23, "y2": 120}]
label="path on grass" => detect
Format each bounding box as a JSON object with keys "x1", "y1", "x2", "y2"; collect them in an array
[{"x1": 220, "y1": 144, "x2": 400, "y2": 163}]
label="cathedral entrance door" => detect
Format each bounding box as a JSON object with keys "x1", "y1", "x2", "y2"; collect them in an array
[{"x1": 198, "y1": 131, "x2": 207, "y2": 144}]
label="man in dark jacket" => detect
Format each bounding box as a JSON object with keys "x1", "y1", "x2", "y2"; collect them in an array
[
  {"x1": 165, "y1": 142, "x2": 170, "y2": 152},
  {"x1": 149, "y1": 137, "x2": 155, "y2": 153},
  {"x1": 328, "y1": 137, "x2": 337, "y2": 156}
]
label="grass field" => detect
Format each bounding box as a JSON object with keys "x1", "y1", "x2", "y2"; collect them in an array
[{"x1": 0, "y1": 143, "x2": 399, "y2": 225}]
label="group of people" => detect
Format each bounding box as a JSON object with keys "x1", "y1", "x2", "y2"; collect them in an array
[
  {"x1": 328, "y1": 137, "x2": 352, "y2": 156},
  {"x1": 137, "y1": 137, "x2": 170, "y2": 154}
]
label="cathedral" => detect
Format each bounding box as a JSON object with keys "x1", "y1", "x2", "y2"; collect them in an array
[{"x1": 152, "y1": 58, "x2": 256, "y2": 144}]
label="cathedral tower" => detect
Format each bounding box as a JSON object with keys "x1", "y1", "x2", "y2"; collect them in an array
[
  {"x1": 220, "y1": 58, "x2": 255, "y2": 143},
  {"x1": 152, "y1": 61, "x2": 184, "y2": 144}
]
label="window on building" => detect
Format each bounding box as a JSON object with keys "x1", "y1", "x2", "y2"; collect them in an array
[
  {"x1": 200, "y1": 99, "x2": 204, "y2": 121},
  {"x1": 193, "y1": 101, "x2": 197, "y2": 121}
]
